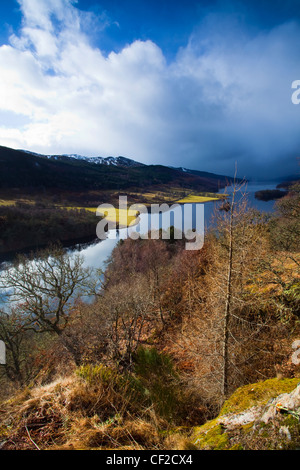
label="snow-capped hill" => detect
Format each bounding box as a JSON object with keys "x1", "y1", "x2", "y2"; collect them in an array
[
  {"x1": 59, "y1": 154, "x2": 145, "y2": 167},
  {"x1": 20, "y1": 149, "x2": 53, "y2": 158},
  {"x1": 63, "y1": 154, "x2": 144, "y2": 167},
  {"x1": 168, "y1": 165, "x2": 189, "y2": 173},
  {"x1": 19, "y1": 149, "x2": 145, "y2": 168},
  {"x1": 61, "y1": 154, "x2": 112, "y2": 165}
]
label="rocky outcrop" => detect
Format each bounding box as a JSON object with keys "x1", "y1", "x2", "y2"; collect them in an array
[{"x1": 192, "y1": 377, "x2": 300, "y2": 450}]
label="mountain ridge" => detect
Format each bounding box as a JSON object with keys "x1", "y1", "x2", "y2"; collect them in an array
[
  {"x1": 19, "y1": 148, "x2": 230, "y2": 178},
  {"x1": 19, "y1": 148, "x2": 236, "y2": 180},
  {"x1": 0, "y1": 145, "x2": 236, "y2": 193},
  {"x1": 33, "y1": 152, "x2": 145, "y2": 168}
]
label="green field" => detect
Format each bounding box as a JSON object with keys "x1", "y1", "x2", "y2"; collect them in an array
[
  {"x1": 78, "y1": 206, "x2": 139, "y2": 227},
  {"x1": 176, "y1": 194, "x2": 220, "y2": 203}
]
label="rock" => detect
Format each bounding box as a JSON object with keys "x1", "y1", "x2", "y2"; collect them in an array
[
  {"x1": 261, "y1": 383, "x2": 300, "y2": 424},
  {"x1": 192, "y1": 377, "x2": 300, "y2": 450}
]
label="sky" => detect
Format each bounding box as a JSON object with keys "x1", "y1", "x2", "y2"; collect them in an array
[{"x1": 0, "y1": 1, "x2": 300, "y2": 179}]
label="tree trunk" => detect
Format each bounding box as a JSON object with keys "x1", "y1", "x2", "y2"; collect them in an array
[{"x1": 222, "y1": 188, "x2": 235, "y2": 398}]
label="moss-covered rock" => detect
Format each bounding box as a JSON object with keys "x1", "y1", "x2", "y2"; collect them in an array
[
  {"x1": 191, "y1": 377, "x2": 300, "y2": 450},
  {"x1": 220, "y1": 377, "x2": 300, "y2": 416},
  {"x1": 195, "y1": 424, "x2": 229, "y2": 450}
]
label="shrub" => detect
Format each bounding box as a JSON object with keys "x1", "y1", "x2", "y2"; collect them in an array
[{"x1": 133, "y1": 347, "x2": 181, "y2": 420}]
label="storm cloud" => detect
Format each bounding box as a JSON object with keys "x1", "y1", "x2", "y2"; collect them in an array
[{"x1": 0, "y1": 0, "x2": 299, "y2": 179}]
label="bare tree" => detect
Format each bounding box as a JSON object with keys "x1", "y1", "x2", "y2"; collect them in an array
[
  {"x1": 260, "y1": 181, "x2": 300, "y2": 319},
  {"x1": 0, "y1": 308, "x2": 54, "y2": 387},
  {"x1": 270, "y1": 181, "x2": 300, "y2": 253},
  {"x1": 98, "y1": 273, "x2": 156, "y2": 370},
  {"x1": 212, "y1": 181, "x2": 272, "y2": 398},
  {"x1": 0, "y1": 246, "x2": 95, "y2": 336},
  {"x1": 0, "y1": 310, "x2": 25, "y2": 384}
]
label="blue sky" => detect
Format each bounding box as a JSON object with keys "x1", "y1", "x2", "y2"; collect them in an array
[
  {"x1": 0, "y1": 0, "x2": 300, "y2": 179},
  {"x1": 3, "y1": 1, "x2": 300, "y2": 59}
]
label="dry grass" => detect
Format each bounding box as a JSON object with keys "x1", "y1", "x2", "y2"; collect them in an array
[{"x1": 0, "y1": 374, "x2": 168, "y2": 450}]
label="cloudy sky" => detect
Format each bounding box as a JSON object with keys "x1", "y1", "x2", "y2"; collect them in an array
[{"x1": 0, "y1": 0, "x2": 300, "y2": 179}]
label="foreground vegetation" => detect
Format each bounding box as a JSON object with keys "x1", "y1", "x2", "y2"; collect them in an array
[{"x1": 0, "y1": 181, "x2": 299, "y2": 450}]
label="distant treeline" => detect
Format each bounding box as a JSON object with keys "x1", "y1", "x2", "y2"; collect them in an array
[
  {"x1": 277, "y1": 178, "x2": 300, "y2": 190},
  {"x1": 0, "y1": 203, "x2": 98, "y2": 255}
]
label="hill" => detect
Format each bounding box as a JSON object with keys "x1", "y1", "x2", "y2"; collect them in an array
[{"x1": 0, "y1": 145, "x2": 235, "y2": 193}]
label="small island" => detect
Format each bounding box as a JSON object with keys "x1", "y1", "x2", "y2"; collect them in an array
[{"x1": 254, "y1": 189, "x2": 288, "y2": 201}]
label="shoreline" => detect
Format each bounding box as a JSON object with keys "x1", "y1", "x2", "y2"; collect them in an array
[{"x1": 0, "y1": 233, "x2": 99, "y2": 265}]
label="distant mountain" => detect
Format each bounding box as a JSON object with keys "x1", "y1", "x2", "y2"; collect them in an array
[
  {"x1": 52, "y1": 154, "x2": 145, "y2": 168},
  {"x1": 0, "y1": 145, "x2": 235, "y2": 193},
  {"x1": 20, "y1": 150, "x2": 145, "y2": 168}
]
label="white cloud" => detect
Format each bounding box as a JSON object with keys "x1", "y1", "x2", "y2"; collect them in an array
[{"x1": 0, "y1": 0, "x2": 299, "y2": 177}]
